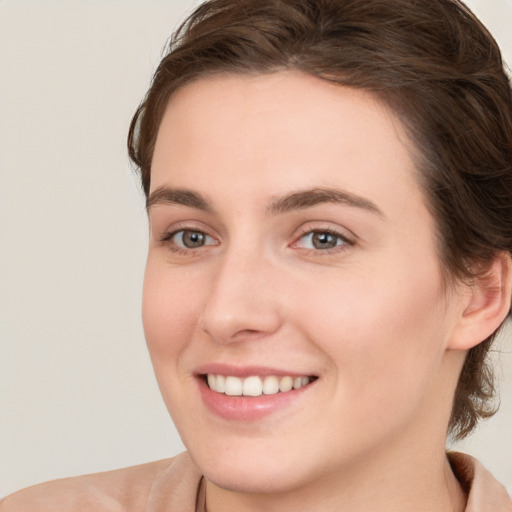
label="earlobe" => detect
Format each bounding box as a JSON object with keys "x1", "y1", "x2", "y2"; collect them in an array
[{"x1": 449, "y1": 252, "x2": 512, "y2": 350}]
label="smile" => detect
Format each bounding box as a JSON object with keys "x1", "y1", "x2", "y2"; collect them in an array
[{"x1": 205, "y1": 374, "x2": 314, "y2": 397}]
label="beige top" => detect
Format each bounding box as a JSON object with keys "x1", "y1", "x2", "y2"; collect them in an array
[{"x1": 1, "y1": 452, "x2": 510, "y2": 511}]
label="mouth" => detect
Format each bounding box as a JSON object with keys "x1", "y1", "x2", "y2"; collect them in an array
[
  {"x1": 203, "y1": 374, "x2": 318, "y2": 397},
  {"x1": 196, "y1": 367, "x2": 319, "y2": 420}
]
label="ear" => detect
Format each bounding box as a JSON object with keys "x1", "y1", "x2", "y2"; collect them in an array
[{"x1": 449, "y1": 252, "x2": 512, "y2": 350}]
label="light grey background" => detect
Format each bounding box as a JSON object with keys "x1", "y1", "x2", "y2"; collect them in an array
[{"x1": 1, "y1": 0, "x2": 511, "y2": 498}]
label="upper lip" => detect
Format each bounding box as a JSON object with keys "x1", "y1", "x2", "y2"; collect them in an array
[{"x1": 195, "y1": 363, "x2": 317, "y2": 378}]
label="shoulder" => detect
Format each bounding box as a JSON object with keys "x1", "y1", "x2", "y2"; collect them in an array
[
  {"x1": 0, "y1": 452, "x2": 201, "y2": 512},
  {"x1": 448, "y1": 451, "x2": 512, "y2": 512}
]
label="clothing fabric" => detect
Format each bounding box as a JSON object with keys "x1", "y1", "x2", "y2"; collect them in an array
[{"x1": 1, "y1": 452, "x2": 510, "y2": 511}]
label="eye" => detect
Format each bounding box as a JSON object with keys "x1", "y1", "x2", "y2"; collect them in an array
[
  {"x1": 296, "y1": 229, "x2": 351, "y2": 251},
  {"x1": 168, "y1": 229, "x2": 216, "y2": 249}
]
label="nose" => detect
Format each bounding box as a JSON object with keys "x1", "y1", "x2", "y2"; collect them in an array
[{"x1": 199, "y1": 247, "x2": 283, "y2": 344}]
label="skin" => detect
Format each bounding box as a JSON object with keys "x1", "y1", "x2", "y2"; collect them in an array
[{"x1": 142, "y1": 71, "x2": 500, "y2": 511}]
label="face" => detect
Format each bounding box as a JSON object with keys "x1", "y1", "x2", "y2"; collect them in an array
[{"x1": 144, "y1": 72, "x2": 466, "y2": 493}]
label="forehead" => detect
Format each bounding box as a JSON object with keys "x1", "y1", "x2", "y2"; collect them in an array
[
  {"x1": 155, "y1": 71, "x2": 409, "y2": 158},
  {"x1": 151, "y1": 71, "x2": 426, "y2": 220}
]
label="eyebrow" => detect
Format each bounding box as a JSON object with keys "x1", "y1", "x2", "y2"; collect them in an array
[
  {"x1": 146, "y1": 185, "x2": 383, "y2": 217},
  {"x1": 146, "y1": 186, "x2": 214, "y2": 212},
  {"x1": 268, "y1": 187, "x2": 384, "y2": 217}
]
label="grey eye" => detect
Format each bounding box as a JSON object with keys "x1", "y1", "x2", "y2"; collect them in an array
[{"x1": 173, "y1": 230, "x2": 214, "y2": 249}]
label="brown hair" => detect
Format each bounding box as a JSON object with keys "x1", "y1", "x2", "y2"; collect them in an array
[{"x1": 128, "y1": 0, "x2": 512, "y2": 439}]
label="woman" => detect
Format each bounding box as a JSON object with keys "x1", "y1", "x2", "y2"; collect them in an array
[{"x1": 2, "y1": 0, "x2": 511, "y2": 510}]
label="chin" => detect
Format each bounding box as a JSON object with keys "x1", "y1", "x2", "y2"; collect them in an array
[
  {"x1": 203, "y1": 461, "x2": 307, "y2": 494},
  {"x1": 187, "y1": 441, "x2": 316, "y2": 494}
]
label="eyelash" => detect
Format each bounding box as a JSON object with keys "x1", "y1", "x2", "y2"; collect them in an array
[{"x1": 159, "y1": 227, "x2": 354, "y2": 256}]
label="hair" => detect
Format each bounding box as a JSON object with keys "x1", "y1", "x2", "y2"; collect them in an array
[{"x1": 128, "y1": 0, "x2": 512, "y2": 440}]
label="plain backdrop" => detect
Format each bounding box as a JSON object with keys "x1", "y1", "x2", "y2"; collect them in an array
[{"x1": 1, "y1": 0, "x2": 511, "y2": 498}]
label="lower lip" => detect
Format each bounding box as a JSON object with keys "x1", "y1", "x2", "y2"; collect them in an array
[{"x1": 197, "y1": 377, "x2": 314, "y2": 421}]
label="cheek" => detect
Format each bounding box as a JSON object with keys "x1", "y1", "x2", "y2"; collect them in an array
[
  {"x1": 142, "y1": 260, "x2": 201, "y2": 371},
  {"x1": 292, "y1": 262, "x2": 448, "y2": 406},
  {"x1": 141, "y1": 260, "x2": 209, "y2": 434}
]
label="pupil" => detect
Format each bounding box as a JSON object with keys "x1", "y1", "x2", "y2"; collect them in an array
[
  {"x1": 183, "y1": 231, "x2": 204, "y2": 248},
  {"x1": 313, "y1": 232, "x2": 336, "y2": 249}
]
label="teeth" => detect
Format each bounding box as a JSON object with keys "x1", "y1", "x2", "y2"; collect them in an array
[
  {"x1": 225, "y1": 376, "x2": 243, "y2": 396},
  {"x1": 206, "y1": 374, "x2": 311, "y2": 396},
  {"x1": 279, "y1": 376, "x2": 293, "y2": 392},
  {"x1": 262, "y1": 375, "x2": 279, "y2": 395},
  {"x1": 216, "y1": 375, "x2": 226, "y2": 393},
  {"x1": 243, "y1": 376, "x2": 262, "y2": 396}
]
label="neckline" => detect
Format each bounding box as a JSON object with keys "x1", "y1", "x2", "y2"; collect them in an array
[{"x1": 195, "y1": 476, "x2": 207, "y2": 512}]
